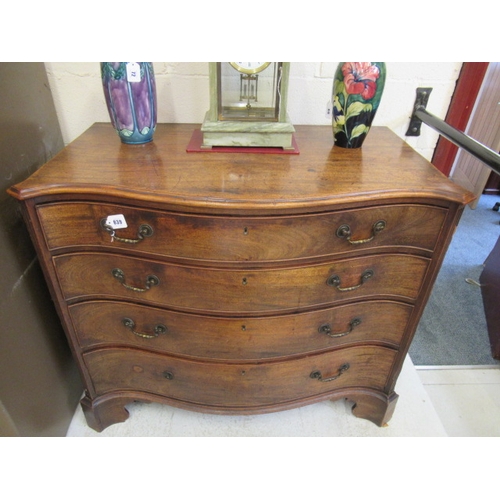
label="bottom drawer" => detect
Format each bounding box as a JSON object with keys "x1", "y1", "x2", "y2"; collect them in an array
[{"x1": 83, "y1": 346, "x2": 397, "y2": 409}]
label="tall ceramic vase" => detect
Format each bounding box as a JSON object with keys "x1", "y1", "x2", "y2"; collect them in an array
[
  {"x1": 332, "y1": 62, "x2": 386, "y2": 148},
  {"x1": 101, "y1": 62, "x2": 157, "y2": 144}
]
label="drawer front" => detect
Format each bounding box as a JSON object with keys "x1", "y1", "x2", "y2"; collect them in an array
[
  {"x1": 38, "y1": 202, "x2": 447, "y2": 261},
  {"x1": 55, "y1": 253, "x2": 430, "y2": 313},
  {"x1": 70, "y1": 300, "x2": 413, "y2": 358},
  {"x1": 83, "y1": 346, "x2": 397, "y2": 407}
]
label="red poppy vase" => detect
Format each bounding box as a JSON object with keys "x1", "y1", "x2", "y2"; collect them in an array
[{"x1": 332, "y1": 62, "x2": 386, "y2": 148}]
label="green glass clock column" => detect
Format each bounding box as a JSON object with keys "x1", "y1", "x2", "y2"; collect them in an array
[{"x1": 201, "y1": 62, "x2": 295, "y2": 149}]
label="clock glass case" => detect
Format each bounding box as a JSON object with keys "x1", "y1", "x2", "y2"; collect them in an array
[
  {"x1": 201, "y1": 62, "x2": 295, "y2": 149},
  {"x1": 219, "y1": 62, "x2": 279, "y2": 121}
]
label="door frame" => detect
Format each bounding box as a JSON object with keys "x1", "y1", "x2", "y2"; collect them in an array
[
  {"x1": 432, "y1": 62, "x2": 489, "y2": 176},
  {"x1": 449, "y1": 62, "x2": 500, "y2": 207}
]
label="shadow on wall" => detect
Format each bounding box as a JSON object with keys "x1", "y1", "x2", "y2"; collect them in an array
[{"x1": 0, "y1": 63, "x2": 83, "y2": 437}]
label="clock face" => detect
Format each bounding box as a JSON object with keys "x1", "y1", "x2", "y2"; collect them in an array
[{"x1": 229, "y1": 62, "x2": 271, "y2": 75}]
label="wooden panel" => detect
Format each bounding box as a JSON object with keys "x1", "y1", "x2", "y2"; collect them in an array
[
  {"x1": 38, "y1": 202, "x2": 447, "y2": 261},
  {"x1": 432, "y1": 62, "x2": 489, "y2": 176},
  {"x1": 83, "y1": 346, "x2": 398, "y2": 407},
  {"x1": 451, "y1": 63, "x2": 500, "y2": 207},
  {"x1": 70, "y1": 299, "x2": 413, "y2": 358},
  {"x1": 7, "y1": 123, "x2": 474, "y2": 431},
  {"x1": 480, "y1": 235, "x2": 500, "y2": 359},
  {"x1": 8, "y1": 125, "x2": 474, "y2": 209},
  {"x1": 483, "y1": 171, "x2": 500, "y2": 195},
  {"x1": 55, "y1": 252, "x2": 430, "y2": 313}
]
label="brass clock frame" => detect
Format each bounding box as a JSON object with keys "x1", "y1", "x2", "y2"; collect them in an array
[{"x1": 228, "y1": 62, "x2": 272, "y2": 75}]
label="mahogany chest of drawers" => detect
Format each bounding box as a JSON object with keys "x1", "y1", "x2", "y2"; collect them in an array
[{"x1": 8, "y1": 123, "x2": 473, "y2": 432}]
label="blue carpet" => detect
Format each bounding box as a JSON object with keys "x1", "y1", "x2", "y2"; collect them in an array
[{"x1": 409, "y1": 194, "x2": 500, "y2": 365}]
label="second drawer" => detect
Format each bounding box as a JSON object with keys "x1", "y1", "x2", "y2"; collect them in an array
[{"x1": 55, "y1": 252, "x2": 430, "y2": 313}]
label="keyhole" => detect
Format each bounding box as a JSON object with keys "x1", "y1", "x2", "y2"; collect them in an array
[
  {"x1": 243, "y1": 227, "x2": 248, "y2": 235},
  {"x1": 242, "y1": 277, "x2": 247, "y2": 285}
]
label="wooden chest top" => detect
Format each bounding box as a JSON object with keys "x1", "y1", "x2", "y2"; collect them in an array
[{"x1": 8, "y1": 123, "x2": 474, "y2": 213}]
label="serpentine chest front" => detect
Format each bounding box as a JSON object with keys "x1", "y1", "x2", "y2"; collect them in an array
[{"x1": 8, "y1": 123, "x2": 473, "y2": 432}]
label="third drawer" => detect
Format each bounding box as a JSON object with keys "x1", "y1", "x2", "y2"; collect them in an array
[{"x1": 69, "y1": 299, "x2": 413, "y2": 359}]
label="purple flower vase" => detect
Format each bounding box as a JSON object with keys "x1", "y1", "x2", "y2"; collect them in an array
[{"x1": 101, "y1": 62, "x2": 157, "y2": 144}]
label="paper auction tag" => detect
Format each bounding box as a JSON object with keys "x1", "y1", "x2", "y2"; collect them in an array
[
  {"x1": 105, "y1": 214, "x2": 128, "y2": 230},
  {"x1": 126, "y1": 62, "x2": 141, "y2": 82}
]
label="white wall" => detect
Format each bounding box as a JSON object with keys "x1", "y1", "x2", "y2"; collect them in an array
[{"x1": 45, "y1": 62, "x2": 462, "y2": 161}]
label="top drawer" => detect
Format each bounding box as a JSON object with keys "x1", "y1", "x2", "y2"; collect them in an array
[{"x1": 37, "y1": 202, "x2": 447, "y2": 262}]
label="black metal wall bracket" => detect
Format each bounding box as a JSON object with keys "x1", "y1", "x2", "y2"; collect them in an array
[
  {"x1": 405, "y1": 87, "x2": 433, "y2": 136},
  {"x1": 404, "y1": 86, "x2": 500, "y2": 176}
]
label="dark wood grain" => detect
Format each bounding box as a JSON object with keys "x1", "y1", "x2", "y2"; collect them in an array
[
  {"x1": 480, "y1": 235, "x2": 500, "y2": 359},
  {"x1": 54, "y1": 252, "x2": 429, "y2": 312},
  {"x1": 37, "y1": 201, "x2": 448, "y2": 261},
  {"x1": 8, "y1": 123, "x2": 474, "y2": 432},
  {"x1": 9, "y1": 124, "x2": 474, "y2": 210},
  {"x1": 83, "y1": 345, "x2": 397, "y2": 407},
  {"x1": 70, "y1": 299, "x2": 413, "y2": 358}
]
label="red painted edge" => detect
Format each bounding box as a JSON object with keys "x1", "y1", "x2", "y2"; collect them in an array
[{"x1": 432, "y1": 62, "x2": 489, "y2": 176}]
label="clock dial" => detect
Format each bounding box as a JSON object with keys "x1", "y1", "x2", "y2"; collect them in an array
[{"x1": 229, "y1": 62, "x2": 271, "y2": 75}]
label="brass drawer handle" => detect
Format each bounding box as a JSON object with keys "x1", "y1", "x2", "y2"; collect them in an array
[
  {"x1": 112, "y1": 268, "x2": 160, "y2": 292},
  {"x1": 327, "y1": 269, "x2": 373, "y2": 292},
  {"x1": 101, "y1": 219, "x2": 154, "y2": 244},
  {"x1": 122, "y1": 318, "x2": 167, "y2": 339},
  {"x1": 310, "y1": 363, "x2": 350, "y2": 382},
  {"x1": 318, "y1": 318, "x2": 361, "y2": 338},
  {"x1": 336, "y1": 220, "x2": 386, "y2": 245}
]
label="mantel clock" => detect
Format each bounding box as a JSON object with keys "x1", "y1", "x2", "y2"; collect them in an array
[{"x1": 201, "y1": 62, "x2": 295, "y2": 149}]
